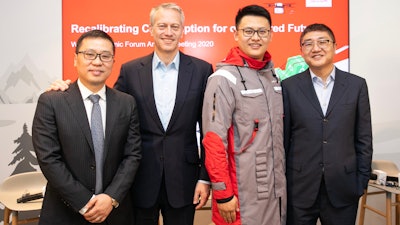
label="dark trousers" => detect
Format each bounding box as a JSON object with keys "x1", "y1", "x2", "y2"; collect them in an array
[
  {"x1": 287, "y1": 179, "x2": 358, "y2": 225},
  {"x1": 134, "y1": 175, "x2": 195, "y2": 225}
]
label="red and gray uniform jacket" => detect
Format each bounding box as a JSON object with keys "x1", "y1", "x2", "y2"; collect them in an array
[{"x1": 202, "y1": 62, "x2": 286, "y2": 225}]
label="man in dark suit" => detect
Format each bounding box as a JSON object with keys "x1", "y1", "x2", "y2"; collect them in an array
[
  {"x1": 282, "y1": 23, "x2": 373, "y2": 225},
  {"x1": 114, "y1": 3, "x2": 212, "y2": 225},
  {"x1": 32, "y1": 30, "x2": 141, "y2": 225}
]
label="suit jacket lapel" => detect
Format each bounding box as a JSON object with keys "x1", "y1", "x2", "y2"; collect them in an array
[
  {"x1": 104, "y1": 87, "x2": 117, "y2": 157},
  {"x1": 65, "y1": 83, "x2": 94, "y2": 151},
  {"x1": 167, "y1": 52, "x2": 193, "y2": 131},
  {"x1": 297, "y1": 70, "x2": 324, "y2": 116},
  {"x1": 139, "y1": 54, "x2": 164, "y2": 131},
  {"x1": 325, "y1": 68, "x2": 348, "y2": 116}
]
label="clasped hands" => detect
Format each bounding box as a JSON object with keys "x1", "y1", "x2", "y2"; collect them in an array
[{"x1": 82, "y1": 194, "x2": 113, "y2": 223}]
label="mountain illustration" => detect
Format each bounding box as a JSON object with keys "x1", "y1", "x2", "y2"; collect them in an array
[{"x1": 0, "y1": 54, "x2": 57, "y2": 104}]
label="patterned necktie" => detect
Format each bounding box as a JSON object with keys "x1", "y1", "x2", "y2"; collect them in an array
[{"x1": 88, "y1": 94, "x2": 104, "y2": 194}]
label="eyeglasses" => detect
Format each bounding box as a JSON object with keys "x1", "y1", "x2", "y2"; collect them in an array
[
  {"x1": 77, "y1": 51, "x2": 114, "y2": 62},
  {"x1": 239, "y1": 28, "x2": 270, "y2": 38},
  {"x1": 301, "y1": 39, "x2": 333, "y2": 51}
]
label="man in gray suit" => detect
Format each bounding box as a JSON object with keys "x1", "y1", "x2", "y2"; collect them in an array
[
  {"x1": 32, "y1": 30, "x2": 141, "y2": 225},
  {"x1": 282, "y1": 23, "x2": 373, "y2": 225}
]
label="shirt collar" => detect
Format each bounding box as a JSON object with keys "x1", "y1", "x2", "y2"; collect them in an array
[
  {"x1": 77, "y1": 79, "x2": 106, "y2": 101},
  {"x1": 310, "y1": 66, "x2": 336, "y2": 82},
  {"x1": 152, "y1": 51, "x2": 180, "y2": 71}
]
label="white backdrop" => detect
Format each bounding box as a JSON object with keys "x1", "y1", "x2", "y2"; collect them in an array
[
  {"x1": 0, "y1": 1, "x2": 399, "y2": 224},
  {"x1": 349, "y1": 0, "x2": 400, "y2": 166},
  {"x1": 0, "y1": 1, "x2": 61, "y2": 176}
]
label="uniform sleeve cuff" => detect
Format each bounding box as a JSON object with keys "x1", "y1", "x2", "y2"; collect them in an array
[{"x1": 216, "y1": 195, "x2": 234, "y2": 204}]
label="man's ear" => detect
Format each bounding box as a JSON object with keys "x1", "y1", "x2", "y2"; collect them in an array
[
  {"x1": 234, "y1": 30, "x2": 239, "y2": 42},
  {"x1": 73, "y1": 53, "x2": 78, "y2": 67}
]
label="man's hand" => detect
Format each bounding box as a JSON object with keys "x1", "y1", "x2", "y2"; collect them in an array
[
  {"x1": 193, "y1": 182, "x2": 210, "y2": 210},
  {"x1": 46, "y1": 79, "x2": 72, "y2": 92},
  {"x1": 217, "y1": 196, "x2": 239, "y2": 224},
  {"x1": 82, "y1": 194, "x2": 113, "y2": 223}
]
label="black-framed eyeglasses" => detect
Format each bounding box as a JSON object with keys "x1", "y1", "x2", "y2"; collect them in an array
[
  {"x1": 77, "y1": 51, "x2": 114, "y2": 62},
  {"x1": 301, "y1": 39, "x2": 334, "y2": 51},
  {"x1": 239, "y1": 28, "x2": 270, "y2": 38}
]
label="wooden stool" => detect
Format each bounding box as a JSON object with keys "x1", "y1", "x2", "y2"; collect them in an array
[
  {"x1": 359, "y1": 159, "x2": 400, "y2": 225},
  {"x1": 358, "y1": 182, "x2": 400, "y2": 225}
]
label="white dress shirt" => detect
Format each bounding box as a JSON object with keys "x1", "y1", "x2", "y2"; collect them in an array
[
  {"x1": 152, "y1": 52, "x2": 179, "y2": 130},
  {"x1": 310, "y1": 68, "x2": 335, "y2": 116},
  {"x1": 78, "y1": 79, "x2": 106, "y2": 136}
]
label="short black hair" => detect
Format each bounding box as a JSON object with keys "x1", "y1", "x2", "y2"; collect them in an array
[
  {"x1": 235, "y1": 5, "x2": 272, "y2": 28},
  {"x1": 75, "y1": 30, "x2": 115, "y2": 54},
  {"x1": 300, "y1": 23, "x2": 336, "y2": 46}
]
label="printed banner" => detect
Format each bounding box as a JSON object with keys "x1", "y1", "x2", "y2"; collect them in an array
[{"x1": 63, "y1": 0, "x2": 348, "y2": 85}]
